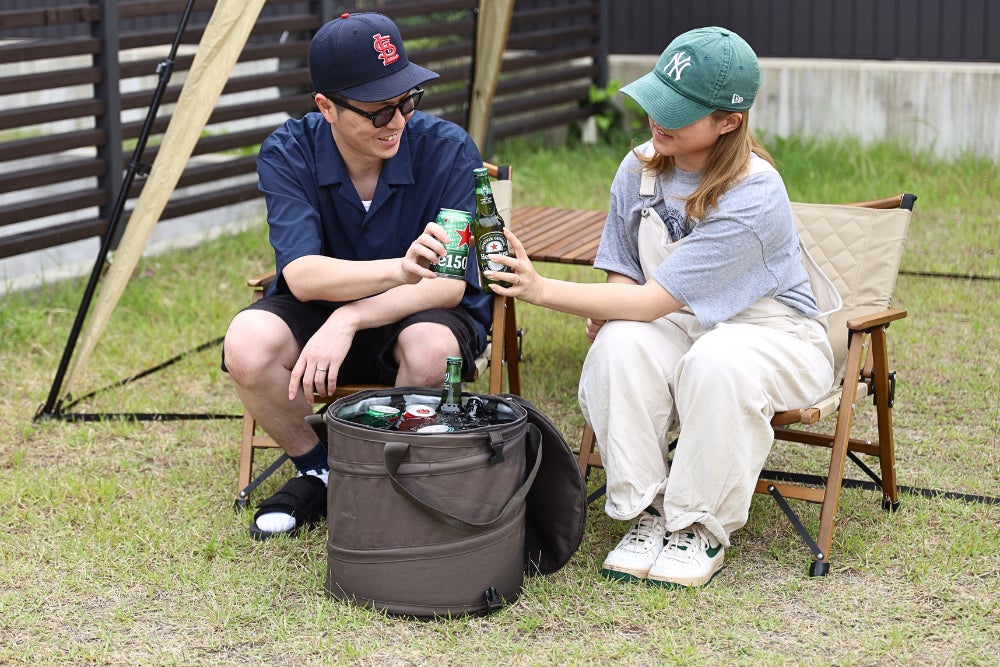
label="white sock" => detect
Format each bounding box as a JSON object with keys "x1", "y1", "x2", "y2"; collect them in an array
[
  {"x1": 254, "y1": 512, "x2": 296, "y2": 533},
  {"x1": 254, "y1": 468, "x2": 328, "y2": 533}
]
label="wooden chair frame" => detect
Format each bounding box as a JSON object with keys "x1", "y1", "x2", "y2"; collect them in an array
[
  {"x1": 576, "y1": 193, "x2": 916, "y2": 576},
  {"x1": 234, "y1": 162, "x2": 521, "y2": 509}
]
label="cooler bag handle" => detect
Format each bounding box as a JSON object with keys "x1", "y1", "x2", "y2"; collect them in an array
[{"x1": 383, "y1": 424, "x2": 542, "y2": 533}]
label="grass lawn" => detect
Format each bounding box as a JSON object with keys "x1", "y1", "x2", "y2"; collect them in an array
[{"x1": 0, "y1": 135, "x2": 997, "y2": 666}]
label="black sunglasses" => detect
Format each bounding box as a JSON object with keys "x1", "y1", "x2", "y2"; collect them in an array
[{"x1": 320, "y1": 88, "x2": 424, "y2": 128}]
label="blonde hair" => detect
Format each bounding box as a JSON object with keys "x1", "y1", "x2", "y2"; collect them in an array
[{"x1": 635, "y1": 110, "x2": 774, "y2": 221}]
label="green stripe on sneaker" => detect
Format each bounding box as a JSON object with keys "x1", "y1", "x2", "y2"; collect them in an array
[{"x1": 600, "y1": 568, "x2": 645, "y2": 583}]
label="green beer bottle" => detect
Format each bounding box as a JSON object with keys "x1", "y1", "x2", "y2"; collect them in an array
[
  {"x1": 472, "y1": 167, "x2": 512, "y2": 294},
  {"x1": 439, "y1": 356, "x2": 463, "y2": 417}
]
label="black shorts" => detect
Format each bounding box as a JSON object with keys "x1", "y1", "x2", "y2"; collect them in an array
[{"x1": 223, "y1": 293, "x2": 482, "y2": 383}]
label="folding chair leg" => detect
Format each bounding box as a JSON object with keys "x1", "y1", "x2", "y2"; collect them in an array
[
  {"x1": 235, "y1": 409, "x2": 286, "y2": 510},
  {"x1": 503, "y1": 297, "x2": 522, "y2": 395},
  {"x1": 811, "y1": 331, "x2": 867, "y2": 575},
  {"x1": 486, "y1": 295, "x2": 522, "y2": 395},
  {"x1": 766, "y1": 484, "x2": 826, "y2": 566},
  {"x1": 577, "y1": 422, "x2": 599, "y2": 477},
  {"x1": 235, "y1": 451, "x2": 289, "y2": 510},
  {"x1": 869, "y1": 326, "x2": 900, "y2": 511},
  {"x1": 235, "y1": 411, "x2": 258, "y2": 509}
]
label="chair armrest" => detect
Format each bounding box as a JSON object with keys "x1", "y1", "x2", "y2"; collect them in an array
[
  {"x1": 846, "y1": 308, "x2": 907, "y2": 331},
  {"x1": 247, "y1": 270, "x2": 277, "y2": 290}
]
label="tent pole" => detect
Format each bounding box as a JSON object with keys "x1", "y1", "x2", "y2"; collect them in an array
[
  {"x1": 466, "y1": 6, "x2": 478, "y2": 131},
  {"x1": 36, "y1": 0, "x2": 198, "y2": 420}
]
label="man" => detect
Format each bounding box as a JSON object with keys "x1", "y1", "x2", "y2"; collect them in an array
[{"x1": 223, "y1": 12, "x2": 490, "y2": 540}]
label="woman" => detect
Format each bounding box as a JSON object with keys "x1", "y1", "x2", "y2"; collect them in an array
[{"x1": 485, "y1": 27, "x2": 840, "y2": 588}]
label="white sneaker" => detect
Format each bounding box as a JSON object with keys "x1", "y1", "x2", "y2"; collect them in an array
[
  {"x1": 647, "y1": 523, "x2": 725, "y2": 588},
  {"x1": 600, "y1": 509, "x2": 667, "y2": 582}
]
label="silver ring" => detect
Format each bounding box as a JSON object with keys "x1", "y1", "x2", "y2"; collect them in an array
[{"x1": 316, "y1": 367, "x2": 327, "y2": 373}]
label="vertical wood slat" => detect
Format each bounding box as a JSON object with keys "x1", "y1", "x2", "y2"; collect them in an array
[{"x1": 0, "y1": 0, "x2": 603, "y2": 262}]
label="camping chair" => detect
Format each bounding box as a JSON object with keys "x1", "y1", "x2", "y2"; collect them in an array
[
  {"x1": 234, "y1": 162, "x2": 522, "y2": 509},
  {"x1": 576, "y1": 193, "x2": 916, "y2": 576}
]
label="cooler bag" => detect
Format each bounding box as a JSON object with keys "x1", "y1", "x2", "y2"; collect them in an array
[
  {"x1": 501, "y1": 394, "x2": 588, "y2": 576},
  {"x1": 323, "y1": 387, "x2": 542, "y2": 618}
]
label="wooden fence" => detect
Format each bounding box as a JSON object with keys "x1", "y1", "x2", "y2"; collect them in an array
[{"x1": 0, "y1": 0, "x2": 604, "y2": 264}]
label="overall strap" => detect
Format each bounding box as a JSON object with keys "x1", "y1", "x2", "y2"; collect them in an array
[{"x1": 640, "y1": 167, "x2": 657, "y2": 197}]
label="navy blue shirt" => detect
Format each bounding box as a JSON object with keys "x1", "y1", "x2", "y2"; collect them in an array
[{"x1": 256, "y1": 110, "x2": 491, "y2": 350}]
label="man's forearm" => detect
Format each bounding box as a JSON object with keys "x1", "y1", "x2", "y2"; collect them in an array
[
  {"x1": 283, "y1": 255, "x2": 411, "y2": 303},
  {"x1": 326, "y1": 278, "x2": 466, "y2": 332}
]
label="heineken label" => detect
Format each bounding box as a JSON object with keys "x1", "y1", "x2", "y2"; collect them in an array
[
  {"x1": 478, "y1": 230, "x2": 511, "y2": 272},
  {"x1": 431, "y1": 208, "x2": 473, "y2": 279}
]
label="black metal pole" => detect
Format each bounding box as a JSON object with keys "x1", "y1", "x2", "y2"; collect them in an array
[
  {"x1": 36, "y1": 0, "x2": 198, "y2": 420},
  {"x1": 467, "y1": 5, "x2": 479, "y2": 132}
]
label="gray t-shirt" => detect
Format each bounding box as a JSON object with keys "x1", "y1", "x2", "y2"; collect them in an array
[{"x1": 594, "y1": 144, "x2": 820, "y2": 329}]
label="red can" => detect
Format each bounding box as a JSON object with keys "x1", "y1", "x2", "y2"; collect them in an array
[{"x1": 397, "y1": 403, "x2": 438, "y2": 431}]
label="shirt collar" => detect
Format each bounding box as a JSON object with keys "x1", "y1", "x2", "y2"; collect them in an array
[{"x1": 313, "y1": 117, "x2": 416, "y2": 189}]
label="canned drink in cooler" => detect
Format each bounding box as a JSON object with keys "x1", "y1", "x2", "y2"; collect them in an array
[
  {"x1": 431, "y1": 208, "x2": 474, "y2": 279},
  {"x1": 397, "y1": 403, "x2": 438, "y2": 431}
]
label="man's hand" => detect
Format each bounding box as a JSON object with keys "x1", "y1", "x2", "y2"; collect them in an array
[
  {"x1": 288, "y1": 312, "x2": 358, "y2": 400},
  {"x1": 400, "y1": 221, "x2": 451, "y2": 284}
]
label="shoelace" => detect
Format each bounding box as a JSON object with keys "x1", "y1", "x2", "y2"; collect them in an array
[
  {"x1": 620, "y1": 513, "x2": 663, "y2": 552},
  {"x1": 661, "y1": 526, "x2": 712, "y2": 562}
]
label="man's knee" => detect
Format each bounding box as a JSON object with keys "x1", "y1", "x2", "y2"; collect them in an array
[
  {"x1": 224, "y1": 310, "x2": 295, "y2": 382},
  {"x1": 395, "y1": 322, "x2": 459, "y2": 384}
]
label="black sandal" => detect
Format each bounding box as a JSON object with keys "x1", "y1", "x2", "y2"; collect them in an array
[{"x1": 250, "y1": 474, "x2": 327, "y2": 541}]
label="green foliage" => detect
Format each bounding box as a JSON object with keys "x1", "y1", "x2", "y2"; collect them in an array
[
  {"x1": 574, "y1": 79, "x2": 648, "y2": 145},
  {"x1": 587, "y1": 79, "x2": 625, "y2": 143}
]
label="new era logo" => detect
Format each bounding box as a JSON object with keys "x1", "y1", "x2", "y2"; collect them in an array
[{"x1": 731, "y1": 93, "x2": 744, "y2": 104}]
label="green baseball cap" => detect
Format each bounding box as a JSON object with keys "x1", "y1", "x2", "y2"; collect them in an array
[{"x1": 620, "y1": 26, "x2": 760, "y2": 130}]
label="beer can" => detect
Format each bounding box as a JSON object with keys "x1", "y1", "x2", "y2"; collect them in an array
[
  {"x1": 397, "y1": 403, "x2": 438, "y2": 431},
  {"x1": 431, "y1": 208, "x2": 474, "y2": 280},
  {"x1": 403, "y1": 404, "x2": 436, "y2": 420},
  {"x1": 363, "y1": 404, "x2": 400, "y2": 428}
]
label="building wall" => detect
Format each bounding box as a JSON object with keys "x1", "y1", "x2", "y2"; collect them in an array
[
  {"x1": 607, "y1": 0, "x2": 1000, "y2": 63},
  {"x1": 610, "y1": 55, "x2": 1000, "y2": 160}
]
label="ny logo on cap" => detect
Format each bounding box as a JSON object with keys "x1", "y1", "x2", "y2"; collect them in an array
[
  {"x1": 662, "y1": 52, "x2": 692, "y2": 81},
  {"x1": 372, "y1": 33, "x2": 400, "y2": 66}
]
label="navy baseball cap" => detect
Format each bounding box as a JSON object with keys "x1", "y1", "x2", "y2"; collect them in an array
[{"x1": 309, "y1": 12, "x2": 439, "y2": 103}]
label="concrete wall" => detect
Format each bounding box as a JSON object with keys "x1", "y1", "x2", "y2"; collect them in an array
[{"x1": 610, "y1": 55, "x2": 1000, "y2": 161}]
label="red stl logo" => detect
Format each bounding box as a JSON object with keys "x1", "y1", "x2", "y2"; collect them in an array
[{"x1": 372, "y1": 33, "x2": 400, "y2": 66}]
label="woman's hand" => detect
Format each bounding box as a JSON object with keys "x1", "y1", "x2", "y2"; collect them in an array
[
  {"x1": 482, "y1": 228, "x2": 543, "y2": 303},
  {"x1": 585, "y1": 318, "x2": 607, "y2": 342}
]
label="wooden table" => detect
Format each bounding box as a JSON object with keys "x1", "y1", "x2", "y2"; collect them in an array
[{"x1": 511, "y1": 205, "x2": 607, "y2": 266}]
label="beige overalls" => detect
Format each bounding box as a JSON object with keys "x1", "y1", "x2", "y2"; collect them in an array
[{"x1": 578, "y1": 163, "x2": 841, "y2": 547}]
